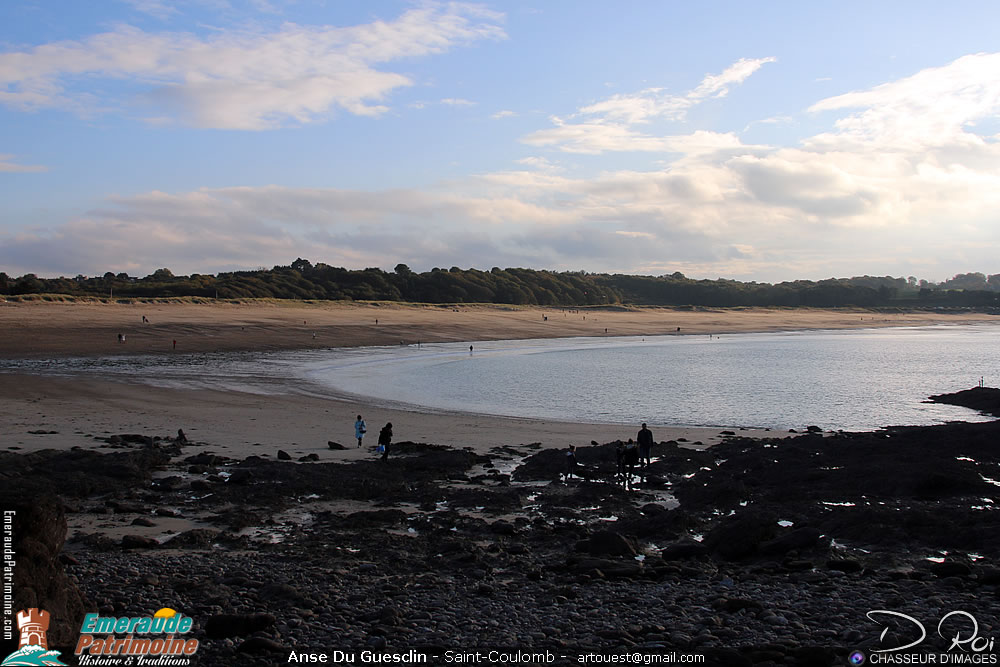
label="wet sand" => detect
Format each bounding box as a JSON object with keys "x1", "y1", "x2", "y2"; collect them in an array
[{"x1": 1, "y1": 301, "x2": 997, "y2": 457}]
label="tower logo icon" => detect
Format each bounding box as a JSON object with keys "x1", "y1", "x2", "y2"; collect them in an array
[{"x1": 1, "y1": 609, "x2": 65, "y2": 666}]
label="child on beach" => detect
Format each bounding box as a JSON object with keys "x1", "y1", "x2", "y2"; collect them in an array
[{"x1": 355, "y1": 415, "x2": 366, "y2": 448}]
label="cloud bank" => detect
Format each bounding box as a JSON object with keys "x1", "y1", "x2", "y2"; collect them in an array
[
  {"x1": 0, "y1": 3, "x2": 505, "y2": 129},
  {"x1": 2, "y1": 47, "x2": 999, "y2": 281}
]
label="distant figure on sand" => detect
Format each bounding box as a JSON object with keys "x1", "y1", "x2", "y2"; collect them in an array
[
  {"x1": 172, "y1": 339, "x2": 177, "y2": 350},
  {"x1": 564, "y1": 445, "x2": 578, "y2": 480},
  {"x1": 142, "y1": 315, "x2": 148, "y2": 323},
  {"x1": 355, "y1": 415, "x2": 367, "y2": 448},
  {"x1": 378, "y1": 422, "x2": 393, "y2": 461},
  {"x1": 637, "y1": 423, "x2": 654, "y2": 467}
]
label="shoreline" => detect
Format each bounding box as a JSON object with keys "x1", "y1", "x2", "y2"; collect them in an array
[
  {"x1": 2, "y1": 302, "x2": 998, "y2": 458},
  {"x1": 4, "y1": 303, "x2": 1000, "y2": 662},
  {"x1": 3, "y1": 299, "x2": 998, "y2": 359}
]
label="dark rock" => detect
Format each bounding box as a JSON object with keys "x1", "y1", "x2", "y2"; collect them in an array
[
  {"x1": 826, "y1": 558, "x2": 863, "y2": 573},
  {"x1": 185, "y1": 453, "x2": 221, "y2": 465},
  {"x1": 277, "y1": 450, "x2": 292, "y2": 460},
  {"x1": 154, "y1": 507, "x2": 181, "y2": 518},
  {"x1": 760, "y1": 527, "x2": 825, "y2": 556},
  {"x1": 584, "y1": 530, "x2": 638, "y2": 557},
  {"x1": 121, "y1": 534, "x2": 160, "y2": 549},
  {"x1": 659, "y1": 539, "x2": 709, "y2": 560},
  {"x1": 154, "y1": 476, "x2": 183, "y2": 490},
  {"x1": 567, "y1": 557, "x2": 642, "y2": 578},
  {"x1": 978, "y1": 567, "x2": 1000, "y2": 585},
  {"x1": 716, "y1": 598, "x2": 764, "y2": 614},
  {"x1": 703, "y1": 511, "x2": 778, "y2": 560},
  {"x1": 161, "y1": 529, "x2": 221, "y2": 548},
  {"x1": 931, "y1": 560, "x2": 972, "y2": 578},
  {"x1": 228, "y1": 470, "x2": 253, "y2": 485},
  {"x1": 929, "y1": 386, "x2": 1000, "y2": 417},
  {"x1": 130, "y1": 517, "x2": 156, "y2": 527},
  {"x1": 328, "y1": 441, "x2": 348, "y2": 450},
  {"x1": 298, "y1": 453, "x2": 320, "y2": 462},
  {"x1": 0, "y1": 493, "x2": 88, "y2": 647}
]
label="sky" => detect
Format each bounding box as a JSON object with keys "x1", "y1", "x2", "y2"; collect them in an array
[{"x1": 2, "y1": 1, "x2": 1000, "y2": 283}]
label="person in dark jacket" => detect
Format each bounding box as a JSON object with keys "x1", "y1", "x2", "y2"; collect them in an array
[
  {"x1": 637, "y1": 422, "x2": 654, "y2": 468},
  {"x1": 564, "y1": 445, "x2": 578, "y2": 480},
  {"x1": 378, "y1": 422, "x2": 393, "y2": 461}
]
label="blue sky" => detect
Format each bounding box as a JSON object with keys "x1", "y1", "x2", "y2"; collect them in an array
[{"x1": 2, "y1": 1, "x2": 1000, "y2": 282}]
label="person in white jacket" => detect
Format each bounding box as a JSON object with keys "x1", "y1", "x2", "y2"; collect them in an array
[{"x1": 354, "y1": 415, "x2": 367, "y2": 448}]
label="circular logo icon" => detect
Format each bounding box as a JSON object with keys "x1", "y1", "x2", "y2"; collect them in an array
[{"x1": 848, "y1": 651, "x2": 866, "y2": 665}]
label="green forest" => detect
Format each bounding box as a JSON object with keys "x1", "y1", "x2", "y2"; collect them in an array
[{"x1": 3, "y1": 260, "x2": 999, "y2": 309}]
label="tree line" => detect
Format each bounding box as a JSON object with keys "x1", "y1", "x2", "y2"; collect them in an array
[{"x1": 2, "y1": 260, "x2": 999, "y2": 309}]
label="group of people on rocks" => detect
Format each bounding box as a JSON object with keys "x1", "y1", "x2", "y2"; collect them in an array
[{"x1": 565, "y1": 422, "x2": 656, "y2": 490}]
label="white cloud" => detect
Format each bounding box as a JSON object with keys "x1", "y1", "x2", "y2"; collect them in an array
[
  {"x1": 441, "y1": 97, "x2": 476, "y2": 106},
  {"x1": 808, "y1": 52, "x2": 1000, "y2": 150},
  {"x1": 521, "y1": 57, "x2": 776, "y2": 153},
  {"x1": 5, "y1": 53, "x2": 1000, "y2": 282},
  {"x1": 491, "y1": 109, "x2": 516, "y2": 119},
  {"x1": 0, "y1": 4, "x2": 506, "y2": 129},
  {"x1": 0, "y1": 153, "x2": 47, "y2": 173},
  {"x1": 120, "y1": 0, "x2": 180, "y2": 19}
]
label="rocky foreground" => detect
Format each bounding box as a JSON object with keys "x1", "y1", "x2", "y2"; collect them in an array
[{"x1": 3, "y1": 389, "x2": 1000, "y2": 666}]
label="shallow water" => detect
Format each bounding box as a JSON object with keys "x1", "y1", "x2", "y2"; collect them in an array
[
  {"x1": 296, "y1": 324, "x2": 1000, "y2": 431},
  {"x1": 3, "y1": 324, "x2": 997, "y2": 431}
]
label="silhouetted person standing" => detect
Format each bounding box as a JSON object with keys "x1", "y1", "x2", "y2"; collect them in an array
[
  {"x1": 637, "y1": 422, "x2": 654, "y2": 468},
  {"x1": 564, "y1": 445, "x2": 578, "y2": 481},
  {"x1": 378, "y1": 422, "x2": 393, "y2": 461}
]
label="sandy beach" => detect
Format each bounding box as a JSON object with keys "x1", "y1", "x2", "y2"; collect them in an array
[
  {"x1": 2, "y1": 301, "x2": 998, "y2": 457},
  {"x1": 4, "y1": 301, "x2": 1000, "y2": 664}
]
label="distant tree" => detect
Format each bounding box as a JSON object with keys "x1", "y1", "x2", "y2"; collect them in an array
[
  {"x1": 291, "y1": 258, "x2": 313, "y2": 274},
  {"x1": 150, "y1": 268, "x2": 174, "y2": 280},
  {"x1": 13, "y1": 274, "x2": 42, "y2": 294}
]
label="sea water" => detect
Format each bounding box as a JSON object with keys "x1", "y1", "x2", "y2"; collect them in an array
[
  {"x1": 296, "y1": 325, "x2": 1000, "y2": 431},
  {"x1": 3, "y1": 324, "x2": 997, "y2": 431}
]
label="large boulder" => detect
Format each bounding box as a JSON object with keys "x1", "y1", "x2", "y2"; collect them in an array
[
  {"x1": 703, "y1": 511, "x2": 778, "y2": 560},
  {"x1": 0, "y1": 493, "x2": 90, "y2": 652},
  {"x1": 580, "y1": 530, "x2": 638, "y2": 557}
]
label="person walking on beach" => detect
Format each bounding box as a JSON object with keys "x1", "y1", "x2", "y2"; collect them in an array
[
  {"x1": 378, "y1": 422, "x2": 393, "y2": 461},
  {"x1": 637, "y1": 423, "x2": 654, "y2": 468},
  {"x1": 354, "y1": 415, "x2": 367, "y2": 448}
]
